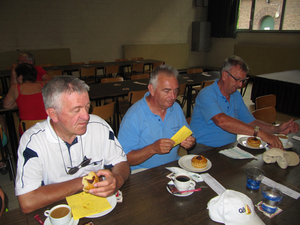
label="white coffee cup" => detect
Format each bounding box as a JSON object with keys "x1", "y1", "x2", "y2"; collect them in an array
[
  {"x1": 44, "y1": 204, "x2": 71, "y2": 225},
  {"x1": 277, "y1": 134, "x2": 289, "y2": 147},
  {"x1": 173, "y1": 172, "x2": 196, "y2": 192}
]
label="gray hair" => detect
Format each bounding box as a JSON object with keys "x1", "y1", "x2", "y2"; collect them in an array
[
  {"x1": 18, "y1": 52, "x2": 35, "y2": 65},
  {"x1": 42, "y1": 75, "x2": 90, "y2": 111},
  {"x1": 149, "y1": 64, "x2": 178, "y2": 90},
  {"x1": 221, "y1": 55, "x2": 249, "y2": 75}
]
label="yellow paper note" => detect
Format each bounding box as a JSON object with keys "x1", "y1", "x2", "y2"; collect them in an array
[
  {"x1": 66, "y1": 192, "x2": 112, "y2": 220},
  {"x1": 171, "y1": 125, "x2": 193, "y2": 147}
]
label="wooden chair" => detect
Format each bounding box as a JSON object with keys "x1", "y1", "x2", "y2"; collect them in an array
[
  {"x1": 119, "y1": 89, "x2": 148, "y2": 119},
  {"x1": 252, "y1": 106, "x2": 277, "y2": 124},
  {"x1": 0, "y1": 125, "x2": 15, "y2": 184},
  {"x1": 187, "y1": 68, "x2": 203, "y2": 74},
  {"x1": 101, "y1": 77, "x2": 124, "y2": 83},
  {"x1": 104, "y1": 65, "x2": 120, "y2": 78},
  {"x1": 191, "y1": 80, "x2": 214, "y2": 107},
  {"x1": 78, "y1": 67, "x2": 97, "y2": 84},
  {"x1": 131, "y1": 74, "x2": 150, "y2": 80},
  {"x1": 151, "y1": 61, "x2": 164, "y2": 71},
  {"x1": 176, "y1": 83, "x2": 187, "y2": 108},
  {"x1": 47, "y1": 70, "x2": 64, "y2": 79},
  {"x1": 89, "y1": 61, "x2": 104, "y2": 80},
  {"x1": 255, "y1": 94, "x2": 276, "y2": 110},
  {"x1": 20, "y1": 119, "x2": 45, "y2": 133},
  {"x1": 69, "y1": 62, "x2": 85, "y2": 65},
  {"x1": 91, "y1": 102, "x2": 116, "y2": 132}
]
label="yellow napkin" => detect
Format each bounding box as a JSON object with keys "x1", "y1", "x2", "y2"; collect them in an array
[
  {"x1": 66, "y1": 192, "x2": 112, "y2": 220},
  {"x1": 171, "y1": 125, "x2": 193, "y2": 147}
]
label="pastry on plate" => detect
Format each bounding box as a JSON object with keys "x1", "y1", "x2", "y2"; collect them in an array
[
  {"x1": 191, "y1": 155, "x2": 207, "y2": 168},
  {"x1": 247, "y1": 137, "x2": 261, "y2": 148}
]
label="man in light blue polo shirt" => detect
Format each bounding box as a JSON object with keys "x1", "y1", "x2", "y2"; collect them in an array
[
  {"x1": 118, "y1": 65, "x2": 195, "y2": 172},
  {"x1": 190, "y1": 55, "x2": 299, "y2": 151}
]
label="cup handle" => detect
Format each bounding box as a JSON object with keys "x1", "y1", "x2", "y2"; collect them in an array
[
  {"x1": 189, "y1": 180, "x2": 196, "y2": 188},
  {"x1": 44, "y1": 210, "x2": 50, "y2": 217}
]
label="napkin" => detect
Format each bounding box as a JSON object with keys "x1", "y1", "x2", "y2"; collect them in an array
[
  {"x1": 166, "y1": 167, "x2": 203, "y2": 182},
  {"x1": 292, "y1": 135, "x2": 300, "y2": 141},
  {"x1": 262, "y1": 148, "x2": 299, "y2": 169},
  {"x1": 219, "y1": 146, "x2": 258, "y2": 159},
  {"x1": 66, "y1": 192, "x2": 112, "y2": 220},
  {"x1": 171, "y1": 126, "x2": 193, "y2": 147},
  {"x1": 133, "y1": 81, "x2": 147, "y2": 85},
  {"x1": 201, "y1": 72, "x2": 211, "y2": 77}
]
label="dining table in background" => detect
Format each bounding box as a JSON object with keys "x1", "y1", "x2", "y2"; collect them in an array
[
  {"x1": 2, "y1": 131, "x2": 300, "y2": 225},
  {"x1": 251, "y1": 69, "x2": 300, "y2": 117}
]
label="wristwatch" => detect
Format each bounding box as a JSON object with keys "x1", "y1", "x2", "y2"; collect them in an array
[{"x1": 253, "y1": 126, "x2": 260, "y2": 137}]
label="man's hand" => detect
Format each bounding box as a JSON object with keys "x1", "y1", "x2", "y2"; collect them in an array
[
  {"x1": 89, "y1": 169, "x2": 119, "y2": 197},
  {"x1": 152, "y1": 138, "x2": 175, "y2": 154},
  {"x1": 277, "y1": 119, "x2": 299, "y2": 135},
  {"x1": 181, "y1": 136, "x2": 196, "y2": 149},
  {"x1": 261, "y1": 132, "x2": 283, "y2": 149}
]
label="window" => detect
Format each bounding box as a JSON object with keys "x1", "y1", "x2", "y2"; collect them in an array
[{"x1": 237, "y1": 0, "x2": 300, "y2": 31}]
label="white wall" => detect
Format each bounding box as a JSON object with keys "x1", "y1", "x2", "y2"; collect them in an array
[{"x1": 0, "y1": 0, "x2": 207, "y2": 67}]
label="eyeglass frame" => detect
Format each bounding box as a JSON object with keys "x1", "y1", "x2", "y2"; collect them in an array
[
  {"x1": 225, "y1": 70, "x2": 249, "y2": 84},
  {"x1": 67, "y1": 156, "x2": 91, "y2": 175}
]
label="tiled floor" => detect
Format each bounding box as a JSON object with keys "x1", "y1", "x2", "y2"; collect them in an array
[{"x1": 1, "y1": 80, "x2": 298, "y2": 211}]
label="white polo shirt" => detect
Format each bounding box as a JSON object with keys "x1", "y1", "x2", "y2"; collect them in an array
[{"x1": 15, "y1": 115, "x2": 127, "y2": 196}]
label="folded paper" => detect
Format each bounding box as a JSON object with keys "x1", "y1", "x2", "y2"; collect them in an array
[
  {"x1": 66, "y1": 192, "x2": 112, "y2": 220},
  {"x1": 171, "y1": 125, "x2": 193, "y2": 147},
  {"x1": 219, "y1": 146, "x2": 258, "y2": 160}
]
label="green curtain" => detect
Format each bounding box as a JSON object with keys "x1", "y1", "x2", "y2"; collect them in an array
[{"x1": 208, "y1": 0, "x2": 240, "y2": 38}]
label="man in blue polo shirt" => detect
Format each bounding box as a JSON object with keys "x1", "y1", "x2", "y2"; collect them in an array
[
  {"x1": 118, "y1": 65, "x2": 195, "y2": 172},
  {"x1": 190, "y1": 55, "x2": 299, "y2": 151}
]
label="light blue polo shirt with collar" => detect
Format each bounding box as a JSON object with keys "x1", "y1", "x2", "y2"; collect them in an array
[
  {"x1": 190, "y1": 79, "x2": 255, "y2": 147},
  {"x1": 118, "y1": 92, "x2": 190, "y2": 171}
]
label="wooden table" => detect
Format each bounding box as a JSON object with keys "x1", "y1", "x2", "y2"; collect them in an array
[
  {"x1": 251, "y1": 70, "x2": 300, "y2": 117},
  {"x1": 2, "y1": 135, "x2": 300, "y2": 225}
]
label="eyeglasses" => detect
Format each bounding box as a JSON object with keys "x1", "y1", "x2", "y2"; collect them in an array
[
  {"x1": 67, "y1": 156, "x2": 91, "y2": 175},
  {"x1": 225, "y1": 70, "x2": 249, "y2": 84}
]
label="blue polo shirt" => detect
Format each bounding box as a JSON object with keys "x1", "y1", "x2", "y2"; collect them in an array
[
  {"x1": 190, "y1": 80, "x2": 255, "y2": 147},
  {"x1": 118, "y1": 92, "x2": 189, "y2": 170}
]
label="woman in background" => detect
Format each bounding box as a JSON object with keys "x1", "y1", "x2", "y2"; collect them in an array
[{"x1": 3, "y1": 63, "x2": 48, "y2": 134}]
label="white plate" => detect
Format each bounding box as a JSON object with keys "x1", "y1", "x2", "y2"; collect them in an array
[
  {"x1": 178, "y1": 155, "x2": 212, "y2": 172},
  {"x1": 166, "y1": 181, "x2": 194, "y2": 197},
  {"x1": 44, "y1": 217, "x2": 79, "y2": 225},
  {"x1": 85, "y1": 195, "x2": 117, "y2": 218},
  {"x1": 284, "y1": 141, "x2": 293, "y2": 149},
  {"x1": 238, "y1": 136, "x2": 267, "y2": 149}
]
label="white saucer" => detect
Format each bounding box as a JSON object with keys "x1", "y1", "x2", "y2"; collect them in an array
[
  {"x1": 284, "y1": 141, "x2": 293, "y2": 149},
  {"x1": 238, "y1": 136, "x2": 267, "y2": 149},
  {"x1": 166, "y1": 181, "x2": 194, "y2": 197},
  {"x1": 44, "y1": 217, "x2": 79, "y2": 225},
  {"x1": 178, "y1": 155, "x2": 212, "y2": 172}
]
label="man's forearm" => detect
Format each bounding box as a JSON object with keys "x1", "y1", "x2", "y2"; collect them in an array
[{"x1": 18, "y1": 177, "x2": 83, "y2": 214}]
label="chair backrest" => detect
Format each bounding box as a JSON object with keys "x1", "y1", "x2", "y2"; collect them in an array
[
  {"x1": 201, "y1": 80, "x2": 214, "y2": 88},
  {"x1": 128, "y1": 89, "x2": 148, "y2": 105},
  {"x1": 187, "y1": 68, "x2": 203, "y2": 74},
  {"x1": 131, "y1": 74, "x2": 150, "y2": 80},
  {"x1": 101, "y1": 77, "x2": 124, "y2": 83},
  {"x1": 115, "y1": 58, "x2": 128, "y2": 62},
  {"x1": 47, "y1": 70, "x2": 64, "y2": 79},
  {"x1": 131, "y1": 63, "x2": 144, "y2": 73},
  {"x1": 152, "y1": 62, "x2": 164, "y2": 70},
  {"x1": 178, "y1": 83, "x2": 187, "y2": 96},
  {"x1": 91, "y1": 102, "x2": 115, "y2": 121},
  {"x1": 21, "y1": 120, "x2": 45, "y2": 133},
  {"x1": 252, "y1": 106, "x2": 276, "y2": 124},
  {"x1": 89, "y1": 60, "x2": 103, "y2": 64},
  {"x1": 186, "y1": 117, "x2": 191, "y2": 125},
  {"x1": 255, "y1": 94, "x2": 276, "y2": 109},
  {"x1": 69, "y1": 62, "x2": 85, "y2": 65},
  {"x1": 104, "y1": 65, "x2": 120, "y2": 75},
  {"x1": 79, "y1": 67, "x2": 97, "y2": 77},
  {"x1": 37, "y1": 63, "x2": 55, "y2": 67}
]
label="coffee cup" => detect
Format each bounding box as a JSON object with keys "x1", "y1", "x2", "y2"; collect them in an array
[
  {"x1": 44, "y1": 204, "x2": 72, "y2": 225},
  {"x1": 246, "y1": 167, "x2": 265, "y2": 190},
  {"x1": 277, "y1": 134, "x2": 289, "y2": 147},
  {"x1": 173, "y1": 172, "x2": 196, "y2": 192}
]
